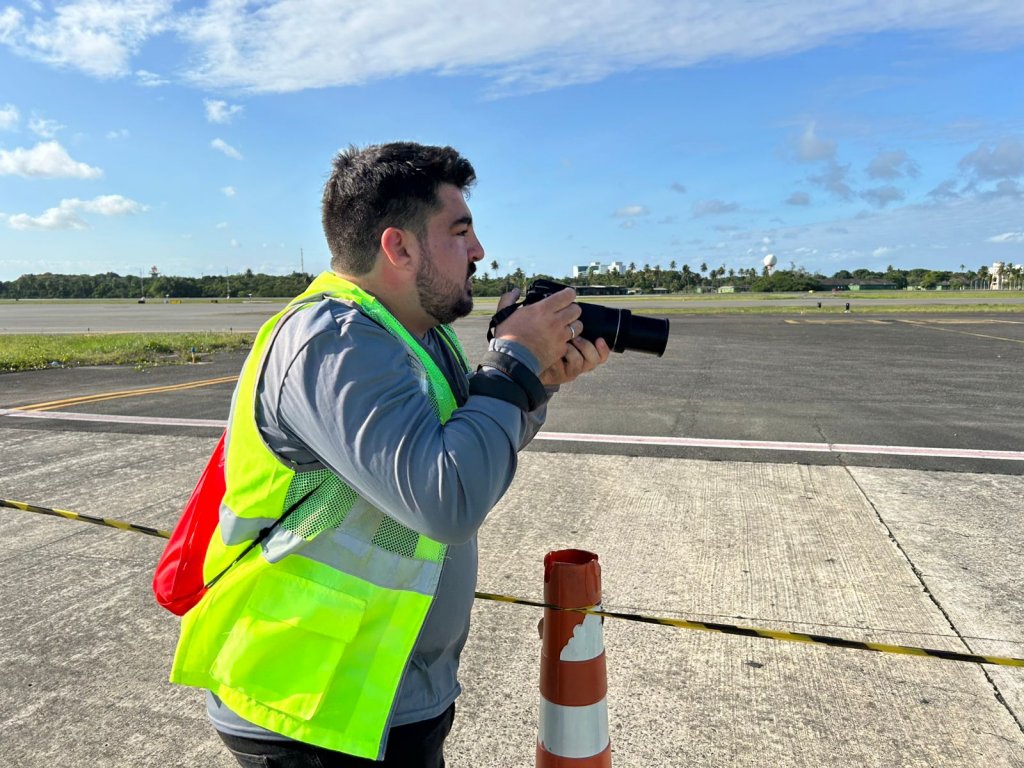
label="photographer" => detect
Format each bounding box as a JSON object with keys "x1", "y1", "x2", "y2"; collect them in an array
[{"x1": 170, "y1": 141, "x2": 609, "y2": 766}]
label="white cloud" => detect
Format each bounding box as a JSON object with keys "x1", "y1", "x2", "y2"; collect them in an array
[
  {"x1": 692, "y1": 199, "x2": 739, "y2": 217},
  {"x1": 0, "y1": 141, "x2": 102, "y2": 179},
  {"x1": 216, "y1": 221, "x2": 229, "y2": 229},
  {"x1": 174, "y1": 2, "x2": 1024, "y2": 94},
  {"x1": 229, "y1": 238, "x2": 240, "y2": 248},
  {"x1": 988, "y1": 232, "x2": 1024, "y2": 243},
  {"x1": 0, "y1": 103, "x2": 19, "y2": 130},
  {"x1": 0, "y1": 7, "x2": 22, "y2": 40},
  {"x1": 136, "y1": 69, "x2": 168, "y2": 87},
  {"x1": 928, "y1": 179, "x2": 960, "y2": 200},
  {"x1": 211, "y1": 138, "x2": 243, "y2": 160},
  {"x1": 6, "y1": 194, "x2": 146, "y2": 230},
  {"x1": 4, "y1": 2, "x2": 1024, "y2": 97},
  {"x1": 794, "y1": 121, "x2": 835, "y2": 162},
  {"x1": 204, "y1": 99, "x2": 243, "y2": 124},
  {"x1": 28, "y1": 114, "x2": 63, "y2": 138},
  {"x1": 808, "y1": 160, "x2": 854, "y2": 201},
  {"x1": 612, "y1": 204, "x2": 648, "y2": 218},
  {"x1": 866, "y1": 150, "x2": 919, "y2": 180},
  {"x1": 221, "y1": 186, "x2": 236, "y2": 197},
  {"x1": 861, "y1": 185, "x2": 906, "y2": 208},
  {"x1": 2, "y1": 1, "x2": 172, "y2": 78},
  {"x1": 958, "y1": 137, "x2": 1024, "y2": 180},
  {"x1": 107, "y1": 128, "x2": 130, "y2": 140},
  {"x1": 872, "y1": 246, "x2": 894, "y2": 258}
]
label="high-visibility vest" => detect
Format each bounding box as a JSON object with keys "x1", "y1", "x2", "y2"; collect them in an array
[{"x1": 170, "y1": 272, "x2": 470, "y2": 760}]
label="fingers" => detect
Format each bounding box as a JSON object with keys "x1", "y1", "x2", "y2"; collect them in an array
[
  {"x1": 570, "y1": 335, "x2": 610, "y2": 371},
  {"x1": 493, "y1": 286, "x2": 581, "y2": 371},
  {"x1": 538, "y1": 286, "x2": 577, "y2": 310},
  {"x1": 496, "y1": 287, "x2": 521, "y2": 312}
]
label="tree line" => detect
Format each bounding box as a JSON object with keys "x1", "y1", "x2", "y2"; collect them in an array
[{"x1": 1, "y1": 261, "x2": 1020, "y2": 300}]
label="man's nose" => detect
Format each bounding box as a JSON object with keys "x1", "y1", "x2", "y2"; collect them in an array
[{"x1": 469, "y1": 234, "x2": 485, "y2": 262}]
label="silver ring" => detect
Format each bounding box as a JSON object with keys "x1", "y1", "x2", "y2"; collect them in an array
[{"x1": 568, "y1": 323, "x2": 577, "y2": 340}]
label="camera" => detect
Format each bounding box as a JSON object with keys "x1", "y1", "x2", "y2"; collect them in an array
[{"x1": 523, "y1": 279, "x2": 669, "y2": 356}]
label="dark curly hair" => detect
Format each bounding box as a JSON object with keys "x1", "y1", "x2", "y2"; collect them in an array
[{"x1": 321, "y1": 142, "x2": 476, "y2": 275}]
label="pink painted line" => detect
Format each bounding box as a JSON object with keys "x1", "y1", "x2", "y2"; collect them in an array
[
  {"x1": 3, "y1": 409, "x2": 1022, "y2": 461},
  {"x1": 0, "y1": 408, "x2": 224, "y2": 429},
  {"x1": 534, "y1": 431, "x2": 1024, "y2": 461}
]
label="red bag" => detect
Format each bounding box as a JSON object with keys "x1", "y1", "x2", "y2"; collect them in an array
[{"x1": 152, "y1": 432, "x2": 227, "y2": 615}]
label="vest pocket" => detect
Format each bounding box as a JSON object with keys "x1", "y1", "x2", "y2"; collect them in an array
[{"x1": 210, "y1": 569, "x2": 366, "y2": 721}]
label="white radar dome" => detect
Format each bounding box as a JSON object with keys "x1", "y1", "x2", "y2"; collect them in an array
[{"x1": 763, "y1": 254, "x2": 777, "y2": 268}]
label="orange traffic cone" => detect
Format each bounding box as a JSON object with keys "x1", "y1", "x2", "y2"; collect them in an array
[{"x1": 536, "y1": 549, "x2": 612, "y2": 767}]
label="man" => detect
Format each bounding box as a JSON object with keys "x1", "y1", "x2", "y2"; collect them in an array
[{"x1": 170, "y1": 142, "x2": 609, "y2": 766}]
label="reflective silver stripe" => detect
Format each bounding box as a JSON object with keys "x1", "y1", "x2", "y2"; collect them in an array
[
  {"x1": 342, "y1": 498, "x2": 386, "y2": 540},
  {"x1": 298, "y1": 526, "x2": 442, "y2": 596},
  {"x1": 219, "y1": 505, "x2": 277, "y2": 546},
  {"x1": 262, "y1": 527, "x2": 308, "y2": 563},
  {"x1": 260, "y1": 499, "x2": 383, "y2": 562},
  {"x1": 537, "y1": 697, "x2": 610, "y2": 759}
]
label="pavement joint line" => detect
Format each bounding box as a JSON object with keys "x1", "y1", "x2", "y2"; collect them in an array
[
  {"x1": 4, "y1": 496, "x2": 1024, "y2": 670},
  {"x1": 842, "y1": 466, "x2": 1024, "y2": 735}
]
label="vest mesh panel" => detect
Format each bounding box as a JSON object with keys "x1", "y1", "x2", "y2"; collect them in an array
[
  {"x1": 371, "y1": 516, "x2": 421, "y2": 559},
  {"x1": 282, "y1": 467, "x2": 445, "y2": 564},
  {"x1": 280, "y1": 471, "x2": 355, "y2": 540}
]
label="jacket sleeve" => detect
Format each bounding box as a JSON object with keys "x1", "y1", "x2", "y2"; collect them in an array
[{"x1": 272, "y1": 312, "x2": 537, "y2": 545}]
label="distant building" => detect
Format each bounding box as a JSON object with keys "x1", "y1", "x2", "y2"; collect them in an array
[
  {"x1": 573, "y1": 285, "x2": 629, "y2": 296},
  {"x1": 992, "y1": 262, "x2": 1006, "y2": 290},
  {"x1": 849, "y1": 280, "x2": 898, "y2": 291},
  {"x1": 572, "y1": 261, "x2": 625, "y2": 278},
  {"x1": 820, "y1": 278, "x2": 897, "y2": 291}
]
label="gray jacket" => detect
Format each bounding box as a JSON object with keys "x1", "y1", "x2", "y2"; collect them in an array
[{"x1": 209, "y1": 298, "x2": 548, "y2": 738}]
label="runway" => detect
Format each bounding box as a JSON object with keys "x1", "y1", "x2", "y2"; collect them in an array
[{"x1": 1, "y1": 305, "x2": 1023, "y2": 766}]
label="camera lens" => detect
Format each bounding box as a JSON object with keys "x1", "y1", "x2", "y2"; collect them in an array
[{"x1": 578, "y1": 304, "x2": 669, "y2": 356}]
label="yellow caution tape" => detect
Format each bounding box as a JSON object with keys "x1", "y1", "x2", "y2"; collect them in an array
[
  {"x1": 2, "y1": 498, "x2": 171, "y2": 538},
  {"x1": 4, "y1": 497, "x2": 1022, "y2": 669}
]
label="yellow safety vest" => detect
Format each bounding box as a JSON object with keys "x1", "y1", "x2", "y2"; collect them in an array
[{"x1": 170, "y1": 272, "x2": 469, "y2": 760}]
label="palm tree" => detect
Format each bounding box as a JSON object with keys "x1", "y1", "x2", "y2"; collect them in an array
[{"x1": 490, "y1": 259, "x2": 499, "y2": 274}]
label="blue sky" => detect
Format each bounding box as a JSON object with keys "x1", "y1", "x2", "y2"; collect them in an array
[{"x1": 1, "y1": 1, "x2": 1023, "y2": 283}]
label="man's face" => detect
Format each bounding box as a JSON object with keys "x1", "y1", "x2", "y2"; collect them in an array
[{"x1": 415, "y1": 183, "x2": 485, "y2": 326}]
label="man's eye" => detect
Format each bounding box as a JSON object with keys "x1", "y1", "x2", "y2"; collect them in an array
[{"x1": 456, "y1": 229, "x2": 469, "y2": 237}]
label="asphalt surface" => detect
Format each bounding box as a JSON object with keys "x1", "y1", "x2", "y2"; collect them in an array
[{"x1": 1, "y1": 302, "x2": 1023, "y2": 767}]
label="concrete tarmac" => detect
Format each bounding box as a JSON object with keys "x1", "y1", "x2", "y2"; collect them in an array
[{"x1": 1, "y1": 306, "x2": 1023, "y2": 767}]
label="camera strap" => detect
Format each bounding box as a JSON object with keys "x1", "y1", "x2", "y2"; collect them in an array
[{"x1": 486, "y1": 303, "x2": 522, "y2": 342}]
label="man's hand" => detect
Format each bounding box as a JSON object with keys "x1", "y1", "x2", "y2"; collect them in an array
[
  {"x1": 494, "y1": 287, "x2": 582, "y2": 372},
  {"x1": 539, "y1": 335, "x2": 610, "y2": 386}
]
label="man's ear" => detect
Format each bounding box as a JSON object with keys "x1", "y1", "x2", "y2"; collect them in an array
[{"x1": 380, "y1": 227, "x2": 416, "y2": 272}]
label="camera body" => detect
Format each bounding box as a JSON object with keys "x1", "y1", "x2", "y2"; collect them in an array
[{"x1": 522, "y1": 279, "x2": 669, "y2": 356}]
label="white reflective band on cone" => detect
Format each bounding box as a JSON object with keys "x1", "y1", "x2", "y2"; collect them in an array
[{"x1": 538, "y1": 698, "x2": 610, "y2": 758}]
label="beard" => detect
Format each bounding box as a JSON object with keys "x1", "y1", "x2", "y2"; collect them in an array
[{"x1": 416, "y1": 244, "x2": 475, "y2": 326}]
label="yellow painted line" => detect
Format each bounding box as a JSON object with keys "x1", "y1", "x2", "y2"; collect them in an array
[
  {"x1": 907, "y1": 318, "x2": 1024, "y2": 325},
  {"x1": 896, "y1": 320, "x2": 1024, "y2": 344},
  {"x1": 14, "y1": 375, "x2": 239, "y2": 412}
]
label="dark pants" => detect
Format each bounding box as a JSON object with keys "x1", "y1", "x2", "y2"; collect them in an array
[{"x1": 217, "y1": 704, "x2": 455, "y2": 768}]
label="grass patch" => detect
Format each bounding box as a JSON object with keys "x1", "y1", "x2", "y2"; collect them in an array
[{"x1": 0, "y1": 332, "x2": 254, "y2": 373}]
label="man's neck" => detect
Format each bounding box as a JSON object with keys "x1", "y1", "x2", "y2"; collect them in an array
[{"x1": 334, "y1": 270, "x2": 434, "y2": 338}]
